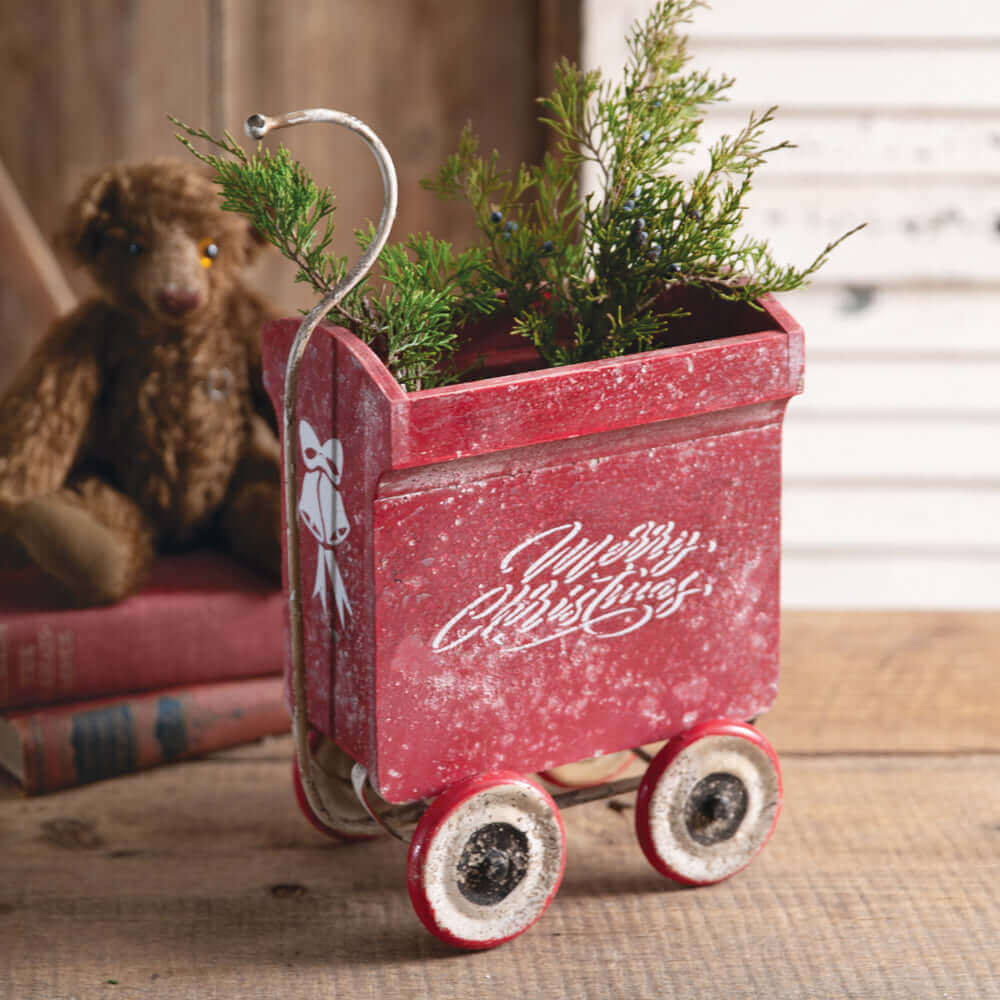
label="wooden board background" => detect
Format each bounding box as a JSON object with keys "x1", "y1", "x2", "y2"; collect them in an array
[
  {"x1": 584, "y1": 0, "x2": 1000, "y2": 609},
  {"x1": 1, "y1": 610, "x2": 997, "y2": 998},
  {"x1": 6, "y1": 0, "x2": 998, "y2": 608},
  {"x1": 0, "y1": 0, "x2": 579, "y2": 394}
]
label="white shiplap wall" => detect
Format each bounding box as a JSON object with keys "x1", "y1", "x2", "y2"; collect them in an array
[{"x1": 583, "y1": 0, "x2": 1000, "y2": 608}]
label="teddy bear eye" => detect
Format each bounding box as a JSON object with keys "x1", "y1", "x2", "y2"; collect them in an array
[
  {"x1": 127, "y1": 241, "x2": 144, "y2": 256},
  {"x1": 199, "y1": 239, "x2": 220, "y2": 267}
]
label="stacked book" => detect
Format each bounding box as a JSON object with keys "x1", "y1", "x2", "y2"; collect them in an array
[{"x1": 0, "y1": 551, "x2": 289, "y2": 794}]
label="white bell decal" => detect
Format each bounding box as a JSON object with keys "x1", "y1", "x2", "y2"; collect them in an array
[{"x1": 297, "y1": 419, "x2": 352, "y2": 627}]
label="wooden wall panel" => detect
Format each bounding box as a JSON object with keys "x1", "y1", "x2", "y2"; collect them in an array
[
  {"x1": 0, "y1": 159, "x2": 76, "y2": 395},
  {"x1": 687, "y1": 45, "x2": 1000, "y2": 112},
  {"x1": 698, "y1": 113, "x2": 1000, "y2": 179},
  {"x1": 0, "y1": 0, "x2": 214, "y2": 390},
  {"x1": 596, "y1": 0, "x2": 1000, "y2": 41},
  {"x1": 778, "y1": 287, "x2": 1000, "y2": 353},
  {"x1": 0, "y1": 1, "x2": 579, "y2": 381},
  {"x1": 711, "y1": 181, "x2": 1000, "y2": 284},
  {"x1": 220, "y1": 0, "x2": 549, "y2": 315},
  {"x1": 583, "y1": 0, "x2": 1000, "y2": 609},
  {"x1": 0, "y1": 1, "x2": 213, "y2": 265},
  {"x1": 784, "y1": 418, "x2": 1000, "y2": 480}
]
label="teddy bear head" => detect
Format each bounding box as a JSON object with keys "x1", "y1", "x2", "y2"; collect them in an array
[{"x1": 63, "y1": 159, "x2": 268, "y2": 325}]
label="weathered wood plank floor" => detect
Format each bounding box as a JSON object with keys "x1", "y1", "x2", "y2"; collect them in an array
[{"x1": 2, "y1": 612, "x2": 998, "y2": 999}]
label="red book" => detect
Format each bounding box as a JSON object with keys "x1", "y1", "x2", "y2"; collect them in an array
[
  {"x1": 0, "y1": 551, "x2": 285, "y2": 710},
  {"x1": 0, "y1": 675, "x2": 290, "y2": 794}
]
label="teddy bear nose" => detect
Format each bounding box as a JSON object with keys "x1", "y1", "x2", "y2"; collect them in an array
[{"x1": 156, "y1": 287, "x2": 201, "y2": 316}]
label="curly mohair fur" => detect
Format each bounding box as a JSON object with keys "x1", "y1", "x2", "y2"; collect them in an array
[{"x1": 0, "y1": 159, "x2": 281, "y2": 604}]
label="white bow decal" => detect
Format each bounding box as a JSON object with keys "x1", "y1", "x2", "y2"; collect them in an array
[{"x1": 297, "y1": 420, "x2": 352, "y2": 627}]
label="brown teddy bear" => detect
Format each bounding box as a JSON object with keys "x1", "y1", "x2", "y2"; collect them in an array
[{"x1": 0, "y1": 159, "x2": 282, "y2": 604}]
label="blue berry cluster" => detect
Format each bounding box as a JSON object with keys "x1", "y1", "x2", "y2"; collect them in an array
[
  {"x1": 618, "y1": 187, "x2": 683, "y2": 273},
  {"x1": 489, "y1": 207, "x2": 557, "y2": 254}
]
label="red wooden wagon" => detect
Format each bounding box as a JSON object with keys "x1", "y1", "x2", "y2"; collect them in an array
[{"x1": 253, "y1": 108, "x2": 803, "y2": 950}]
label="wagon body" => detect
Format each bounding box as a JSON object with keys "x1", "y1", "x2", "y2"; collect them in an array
[{"x1": 262, "y1": 290, "x2": 804, "y2": 805}]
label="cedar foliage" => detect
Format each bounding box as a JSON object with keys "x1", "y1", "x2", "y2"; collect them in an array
[{"x1": 174, "y1": 0, "x2": 861, "y2": 389}]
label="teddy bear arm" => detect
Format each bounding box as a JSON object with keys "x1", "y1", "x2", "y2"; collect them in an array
[
  {"x1": 229, "y1": 287, "x2": 279, "y2": 430},
  {"x1": 0, "y1": 305, "x2": 107, "y2": 510},
  {"x1": 220, "y1": 413, "x2": 281, "y2": 579}
]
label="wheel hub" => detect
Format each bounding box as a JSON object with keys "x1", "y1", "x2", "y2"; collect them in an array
[
  {"x1": 456, "y1": 822, "x2": 529, "y2": 906},
  {"x1": 684, "y1": 772, "x2": 749, "y2": 845}
]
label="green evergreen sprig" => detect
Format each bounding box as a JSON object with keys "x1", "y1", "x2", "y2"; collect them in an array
[
  {"x1": 354, "y1": 228, "x2": 497, "y2": 389},
  {"x1": 424, "y1": 0, "x2": 862, "y2": 365},
  {"x1": 173, "y1": 0, "x2": 862, "y2": 382}
]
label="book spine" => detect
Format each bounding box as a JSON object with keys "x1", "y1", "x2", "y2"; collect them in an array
[
  {"x1": 0, "y1": 579, "x2": 284, "y2": 710},
  {"x1": 8, "y1": 676, "x2": 290, "y2": 794}
]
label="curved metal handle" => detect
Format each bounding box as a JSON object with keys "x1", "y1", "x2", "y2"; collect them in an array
[{"x1": 246, "y1": 109, "x2": 398, "y2": 831}]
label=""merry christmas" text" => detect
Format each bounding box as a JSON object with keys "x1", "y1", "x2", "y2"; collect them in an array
[{"x1": 431, "y1": 520, "x2": 716, "y2": 653}]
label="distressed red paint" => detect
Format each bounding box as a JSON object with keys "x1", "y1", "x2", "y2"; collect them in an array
[{"x1": 262, "y1": 289, "x2": 804, "y2": 804}]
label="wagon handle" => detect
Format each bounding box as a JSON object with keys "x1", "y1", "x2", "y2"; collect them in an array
[{"x1": 245, "y1": 108, "x2": 398, "y2": 832}]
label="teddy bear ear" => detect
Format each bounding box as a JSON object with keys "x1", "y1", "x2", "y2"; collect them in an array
[{"x1": 62, "y1": 168, "x2": 123, "y2": 262}]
